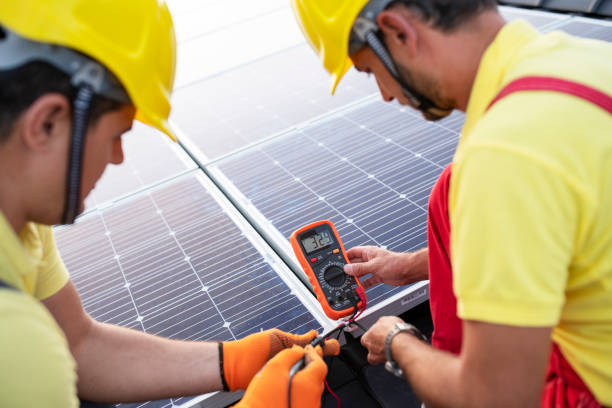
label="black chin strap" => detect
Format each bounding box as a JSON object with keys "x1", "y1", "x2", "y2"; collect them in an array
[
  {"x1": 61, "y1": 85, "x2": 94, "y2": 225},
  {"x1": 364, "y1": 31, "x2": 453, "y2": 121}
]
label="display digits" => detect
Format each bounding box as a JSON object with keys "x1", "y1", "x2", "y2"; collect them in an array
[{"x1": 290, "y1": 220, "x2": 365, "y2": 320}]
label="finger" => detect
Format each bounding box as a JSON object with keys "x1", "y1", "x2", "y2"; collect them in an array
[
  {"x1": 317, "y1": 339, "x2": 340, "y2": 356},
  {"x1": 266, "y1": 346, "x2": 306, "y2": 372},
  {"x1": 293, "y1": 346, "x2": 328, "y2": 384},
  {"x1": 344, "y1": 262, "x2": 371, "y2": 278},
  {"x1": 290, "y1": 348, "x2": 328, "y2": 408},
  {"x1": 367, "y1": 352, "x2": 385, "y2": 365},
  {"x1": 290, "y1": 329, "x2": 318, "y2": 345},
  {"x1": 346, "y1": 246, "x2": 377, "y2": 262},
  {"x1": 269, "y1": 329, "x2": 317, "y2": 357}
]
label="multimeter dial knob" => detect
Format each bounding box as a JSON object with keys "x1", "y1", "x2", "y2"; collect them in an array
[{"x1": 323, "y1": 264, "x2": 346, "y2": 287}]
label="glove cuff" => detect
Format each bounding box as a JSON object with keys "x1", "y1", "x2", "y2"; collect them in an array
[{"x1": 218, "y1": 342, "x2": 230, "y2": 392}]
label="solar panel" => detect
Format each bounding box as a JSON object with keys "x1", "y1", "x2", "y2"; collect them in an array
[
  {"x1": 171, "y1": 0, "x2": 287, "y2": 45},
  {"x1": 555, "y1": 18, "x2": 612, "y2": 41},
  {"x1": 84, "y1": 123, "x2": 196, "y2": 211},
  {"x1": 499, "y1": 5, "x2": 571, "y2": 29},
  {"x1": 171, "y1": 44, "x2": 378, "y2": 161},
  {"x1": 499, "y1": 0, "x2": 612, "y2": 17},
  {"x1": 55, "y1": 174, "x2": 322, "y2": 408}
]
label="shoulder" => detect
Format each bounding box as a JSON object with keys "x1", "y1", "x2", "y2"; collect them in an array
[{"x1": 0, "y1": 290, "x2": 78, "y2": 407}]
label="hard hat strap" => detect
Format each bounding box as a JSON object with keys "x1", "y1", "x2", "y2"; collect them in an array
[
  {"x1": 364, "y1": 30, "x2": 452, "y2": 120},
  {"x1": 61, "y1": 85, "x2": 94, "y2": 225}
]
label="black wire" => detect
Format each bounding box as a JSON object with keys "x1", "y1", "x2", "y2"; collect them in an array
[
  {"x1": 350, "y1": 321, "x2": 367, "y2": 333},
  {"x1": 364, "y1": 30, "x2": 451, "y2": 120}
]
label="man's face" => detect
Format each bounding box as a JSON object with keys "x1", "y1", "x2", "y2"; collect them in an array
[
  {"x1": 350, "y1": 46, "x2": 455, "y2": 121},
  {"x1": 78, "y1": 106, "x2": 135, "y2": 214}
]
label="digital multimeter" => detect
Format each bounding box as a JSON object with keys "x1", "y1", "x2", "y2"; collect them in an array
[{"x1": 290, "y1": 220, "x2": 365, "y2": 320}]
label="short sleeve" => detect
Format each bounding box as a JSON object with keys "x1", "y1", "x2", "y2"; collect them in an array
[
  {"x1": 450, "y1": 144, "x2": 578, "y2": 327},
  {"x1": 0, "y1": 291, "x2": 78, "y2": 407},
  {"x1": 34, "y1": 225, "x2": 70, "y2": 300}
]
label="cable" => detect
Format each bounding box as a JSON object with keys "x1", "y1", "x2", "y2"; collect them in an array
[
  {"x1": 324, "y1": 379, "x2": 341, "y2": 408},
  {"x1": 321, "y1": 285, "x2": 368, "y2": 407}
]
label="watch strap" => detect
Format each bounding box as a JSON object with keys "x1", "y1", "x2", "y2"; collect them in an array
[{"x1": 384, "y1": 322, "x2": 427, "y2": 377}]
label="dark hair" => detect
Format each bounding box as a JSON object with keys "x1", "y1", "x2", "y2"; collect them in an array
[
  {"x1": 389, "y1": 0, "x2": 498, "y2": 31},
  {"x1": 0, "y1": 60, "x2": 123, "y2": 143}
]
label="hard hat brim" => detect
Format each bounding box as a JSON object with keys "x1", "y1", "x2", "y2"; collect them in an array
[{"x1": 330, "y1": 59, "x2": 353, "y2": 95}]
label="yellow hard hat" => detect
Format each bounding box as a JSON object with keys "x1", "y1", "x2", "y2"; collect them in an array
[
  {"x1": 0, "y1": 0, "x2": 177, "y2": 141},
  {"x1": 291, "y1": 0, "x2": 371, "y2": 94}
]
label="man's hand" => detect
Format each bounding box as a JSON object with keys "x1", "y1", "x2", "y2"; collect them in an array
[
  {"x1": 344, "y1": 246, "x2": 428, "y2": 288},
  {"x1": 360, "y1": 316, "x2": 405, "y2": 364},
  {"x1": 233, "y1": 345, "x2": 329, "y2": 408},
  {"x1": 222, "y1": 329, "x2": 339, "y2": 391}
]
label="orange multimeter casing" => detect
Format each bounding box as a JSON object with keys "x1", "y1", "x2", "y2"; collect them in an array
[{"x1": 290, "y1": 220, "x2": 365, "y2": 320}]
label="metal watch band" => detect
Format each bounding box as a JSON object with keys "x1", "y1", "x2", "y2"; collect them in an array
[{"x1": 384, "y1": 322, "x2": 428, "y2": 377}]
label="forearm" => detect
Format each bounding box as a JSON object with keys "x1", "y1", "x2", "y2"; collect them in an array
[
  {"x1": 390, "y1": 325, "x2": 545, "y2": 408},
  {"x1": 401, "y1": 248, "x2": 429, "y2": 282},
  {"x1": 391, "y1": 333, "x2": 466, "y2": 408},
  {"x1": 74, "y1": 320, "x2": 222, "y2": 403}
]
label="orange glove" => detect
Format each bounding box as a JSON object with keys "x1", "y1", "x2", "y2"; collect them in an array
[
  {"x1": 233, "y1": 345, "x2": 329, "y2": 408},
  {"x1": 221, "y1": 329, "x2": 339, "y2": 391}
]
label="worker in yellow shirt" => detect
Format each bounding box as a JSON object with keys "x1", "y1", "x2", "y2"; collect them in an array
[
  {"x1": 292, "y1": 0, "x2": 612, "y2": 406},
  {"x1": 0, "y1": 1, "x2": 338, "y2": 407}
]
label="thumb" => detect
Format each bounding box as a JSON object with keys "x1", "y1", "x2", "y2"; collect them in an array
[{"x1": 344, "y1": 262, "x2": 370, "y2": 278}]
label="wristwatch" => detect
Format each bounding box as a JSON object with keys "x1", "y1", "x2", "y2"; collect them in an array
[{"x1": 384, "y1": 322, "x2": 428, "y2": 377}]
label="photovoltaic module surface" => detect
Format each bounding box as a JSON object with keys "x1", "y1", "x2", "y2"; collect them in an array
[
  {"x1": 56, "y1": 174, "x2": 321, "y2": 408},
  {"x1": 171, "y1": 44, "x2": 378, "y2": 161}
]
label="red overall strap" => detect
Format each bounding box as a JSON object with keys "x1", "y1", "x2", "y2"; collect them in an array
[
  {"x1": 488, "y1": 76, "x2": 612, "y2": 114},
  {"x1": 427, "y1": 164, "x2": 461, "y2": 355}
]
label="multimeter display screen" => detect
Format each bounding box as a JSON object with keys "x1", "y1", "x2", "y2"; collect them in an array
[{"x1": 301, "y1": 231, "x2": 333, "y2": 254}]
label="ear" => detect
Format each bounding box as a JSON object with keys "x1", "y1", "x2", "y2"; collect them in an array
[
  {"x1": 20, "y1": 93, "x2": 71, "y2": 151},
  {"x1": 377, "y1": 8, "x2": 418, "y2": 57}
]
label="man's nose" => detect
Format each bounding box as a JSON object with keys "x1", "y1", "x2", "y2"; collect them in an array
[
  {"x1": 111, "y1": 139, "x2": 124, "y2": 165},
  {"x1": 376, "y1": 77, "x2": 395, "y2": 103}
]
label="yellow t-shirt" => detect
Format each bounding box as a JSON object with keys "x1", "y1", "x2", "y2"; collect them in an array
[
  {"x1": 0, "y1": 212, "x2": 77, "y2": 407},
  {"x1": 450, "y1": 20, "x2": 612, "y2": 403}
]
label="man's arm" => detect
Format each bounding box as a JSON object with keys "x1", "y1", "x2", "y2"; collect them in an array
[
  {"x1": 43, "y1": 280, "x2": 223, "y2": 402},
  {"x1": 362, "y1": 316, "x2": 552, "y2": 407},
  {"x1": 344, "y1": 246, "x2": 429, "y2": 288}
]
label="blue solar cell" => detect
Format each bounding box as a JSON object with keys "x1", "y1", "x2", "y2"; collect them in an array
[{"x1": 55, "y1": 175, "x2": 321, "y2": 408}]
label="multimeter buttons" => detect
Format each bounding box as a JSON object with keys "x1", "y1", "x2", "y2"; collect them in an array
[{"x1": 323, "y1": 264, "x2": 346, "y2": 287}]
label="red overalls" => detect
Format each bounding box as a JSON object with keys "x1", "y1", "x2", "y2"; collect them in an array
[{"x1": 426, "y1": 77, "x2": 611, "y2": 407}]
